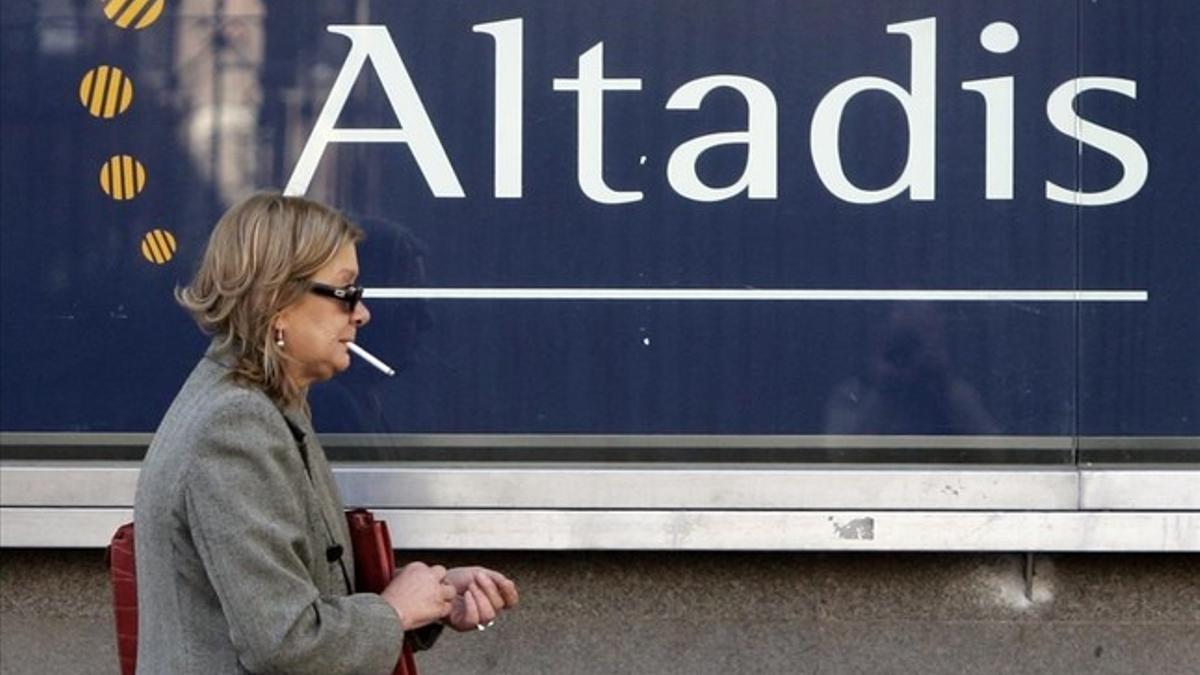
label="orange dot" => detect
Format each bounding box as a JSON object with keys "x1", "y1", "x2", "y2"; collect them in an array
[
  {"x1": 99, "y1": 155, "x2": 147, "y2": 200},
  {"x1": 79, "y1": 66, "x2": 134, "y2": 118},
  {"x1": 140, "y1": 229, "x2": 177, "y2": 264},
  {"x1": 103, "y1": 0, "x2": 166, "y2": 30}
]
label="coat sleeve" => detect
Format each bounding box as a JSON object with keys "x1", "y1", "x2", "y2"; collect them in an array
[{"x1": 182, "y1": 392, "x2": 404, "y2": 675}]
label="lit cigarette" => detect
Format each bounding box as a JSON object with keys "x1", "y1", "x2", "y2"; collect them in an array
[{"x1": 347, "y1": 342, "x2": 395, "y2": 376}]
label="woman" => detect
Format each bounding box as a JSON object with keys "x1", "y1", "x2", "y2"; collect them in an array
[{"x1": 134, "y1": 193, "x2": 517, "y2": 674}]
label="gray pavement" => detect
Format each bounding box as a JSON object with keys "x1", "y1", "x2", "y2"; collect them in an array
[{"x1": 2, "y1": 550, "x2": 1197, "y2": 674}]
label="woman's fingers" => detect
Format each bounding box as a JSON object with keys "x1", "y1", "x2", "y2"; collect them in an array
[
  {"x1": 462, "y1": 585, "x2": 480, "y2": 625},
  {"x1": 472, "y1": 568, "x2": 519, "y2": 607},
  {"x1": 487, "y1": 571, "x2": 519, "y2": 607},
  {"x1": 401, "y1": 563, "x2": 517, "y2": 630},
  {"x1": 474, "y1": 571, "x2": 507, "y2": 610},
  {"x1": 384, "y1": 561, "x2": 461, "y2": 629},
  {"x1": 469, "y1": 584, "x2": 497, "y2": 623}
]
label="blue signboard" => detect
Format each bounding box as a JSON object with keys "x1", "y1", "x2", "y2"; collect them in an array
[{"x1": 1, "y1": 1, "x2": 1196, "y2": 453}]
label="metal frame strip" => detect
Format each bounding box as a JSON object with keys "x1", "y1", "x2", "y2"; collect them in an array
[
  {"x1": 1, "y1": 432, "x2": 1079, "y2": 449},
  {"x1": 1, "y1": 463, "x2": 1080, "y2": 510},
  {"x1": 2, "y1": 508, "x2": 1196, "y2": 551},
  {"x1": 2, "y1": 462, "x2": 1197, "y2": 550}
]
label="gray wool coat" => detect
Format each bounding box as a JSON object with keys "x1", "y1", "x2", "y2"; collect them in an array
[{"x1": 134, "y1": 344, "x2": 414, "y2": 674}]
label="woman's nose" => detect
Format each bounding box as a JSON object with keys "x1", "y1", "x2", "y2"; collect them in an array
[{"x1": 353, "y1": 300, "x2": 371, "y2": 327}]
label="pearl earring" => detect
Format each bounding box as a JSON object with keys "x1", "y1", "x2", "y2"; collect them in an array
[{"x1": 275, "y1": 329, "x2": 285, "y2": 348}]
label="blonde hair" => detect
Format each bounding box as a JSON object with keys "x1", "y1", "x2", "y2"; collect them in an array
[{"x1": 177, "y1": 193, "x2": 363, "y2": 407}]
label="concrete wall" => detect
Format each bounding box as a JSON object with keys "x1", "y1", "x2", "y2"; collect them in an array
[{"x1": 2, "y1": 550, "x2": 1197, "y2": 674}]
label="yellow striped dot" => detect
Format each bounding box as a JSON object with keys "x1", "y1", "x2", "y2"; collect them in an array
[
  {"x1": 78, "y1": 66, "x2": 134, "y2": 118},
  {"x1": 140, "y1": 229, "x2": 177, "y2": 264},
  {"x1": 102, "y1": 0, "x2": 166, "y2": 30},
  {"x1": 99, "y1": 155, "x2": 147, "y2": 201}
]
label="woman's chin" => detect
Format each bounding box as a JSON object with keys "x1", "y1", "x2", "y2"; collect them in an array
[{"x1": 301, "y1": 362, "x2": 345, "y2": 387}]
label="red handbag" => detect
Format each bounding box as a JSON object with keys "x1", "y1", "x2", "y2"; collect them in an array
[
  {"x1": 105, "y1": 523, "x2": 138, "y2": 675},
  {"x1": 107, "y1": 511, "x2": 417, "y2": 675},
  {"x1": 345, "y1": 508, "x2": 420, "y2": 675}
]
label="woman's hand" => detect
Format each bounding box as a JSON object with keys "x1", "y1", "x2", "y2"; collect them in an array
[
  {"x1": 442, "y1": 567, "x2": 520, "y2": 632},
  {"x1": 380, "y1": 562, "x2": 456, "y2": 631}
]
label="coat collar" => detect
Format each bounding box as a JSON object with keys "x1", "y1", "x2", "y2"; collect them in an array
[{"x1": 202, "y1": 336, "x2": 309, "y2": 444}]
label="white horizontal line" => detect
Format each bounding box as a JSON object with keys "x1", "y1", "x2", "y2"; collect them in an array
[{"x1": 364, "y1": 288, "x2": 1148, "y2": 302}]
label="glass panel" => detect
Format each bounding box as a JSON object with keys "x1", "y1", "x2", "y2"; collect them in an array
[
  {"x1": 9, "y1": 2, "x2": 1191, "y2": 463},
  {"x1": 1076, "y1": 0, "x2": 1200, "y2": 464}
]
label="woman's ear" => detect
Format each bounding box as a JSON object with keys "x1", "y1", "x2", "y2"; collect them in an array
[{"x1": 273, "y1": 307, "x2": 290, "y2": 332}]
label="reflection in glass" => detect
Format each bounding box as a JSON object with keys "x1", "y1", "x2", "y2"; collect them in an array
[{"x1": 824, "y1": 303, "x2": 999, "y2": 435}]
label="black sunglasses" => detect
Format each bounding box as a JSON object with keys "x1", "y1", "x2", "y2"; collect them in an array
[{"x1": 309, "y1": 282, "x2": 364, "y2": 312}]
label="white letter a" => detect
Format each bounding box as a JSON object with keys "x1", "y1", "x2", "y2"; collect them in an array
[{"x1": 285, "y1": 25, "x2": 464, "y2": 197}]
